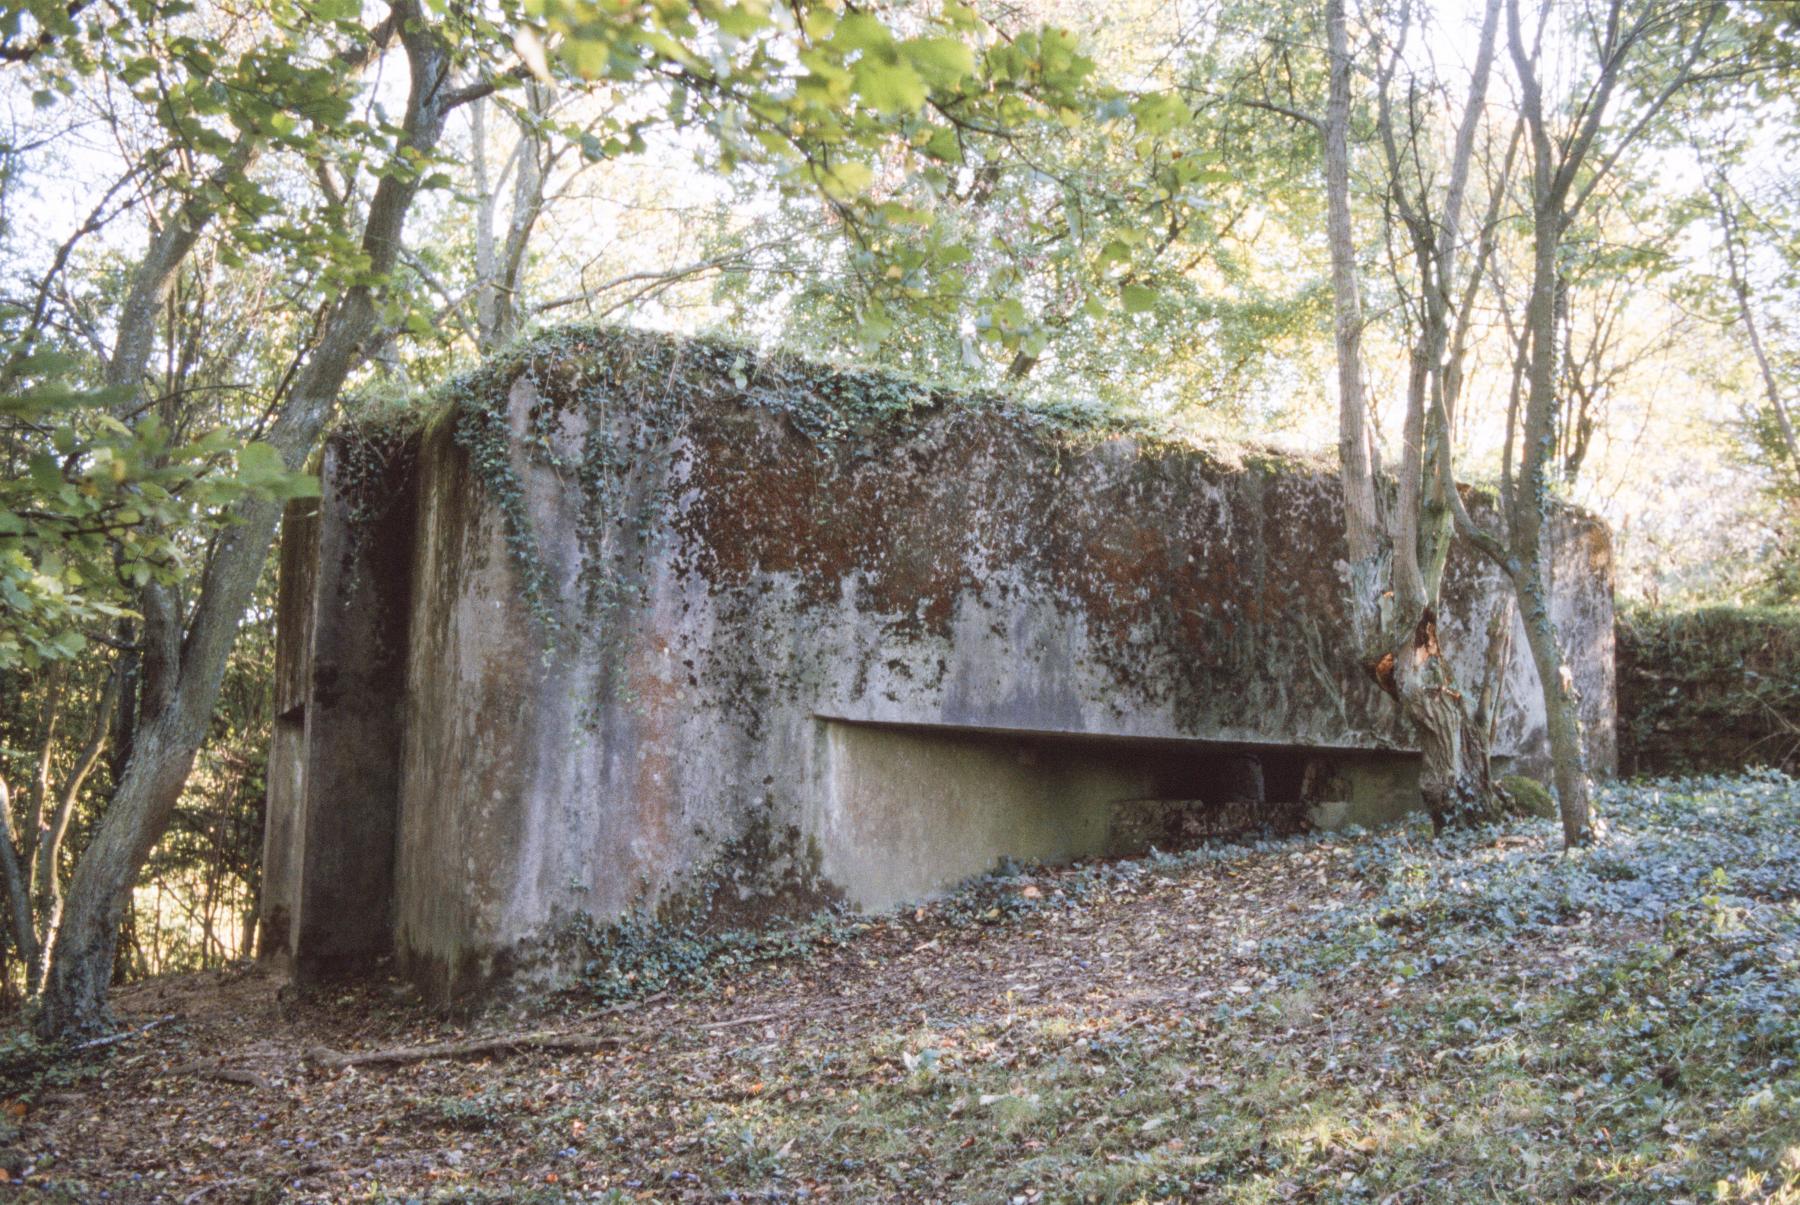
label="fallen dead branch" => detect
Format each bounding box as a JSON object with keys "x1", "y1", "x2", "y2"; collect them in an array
[
  {"x1": 166, "y1": 1061, "x2": 276, "y2": 1091},
  {"x1": 697, "y1": 1011, "x2": 783, "y2": 1031},
  {"x1": 69, "y1": 1015, "x2": 175, "y2": 1054},
  {"x1": 305, "y1": 1029, "x2": 626, "y2": 1069}
]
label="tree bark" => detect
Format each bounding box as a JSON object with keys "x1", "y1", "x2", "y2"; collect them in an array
[
  {"x1": 1513, "y1": 565, "x2": 1591, "y2": 845},
  {"x1": 0, "y1": 779, "x2": 39, "y2": 977},
  {"x1": 103, "y1": 139, "x2": 260, "y2": 396},
  {"x1": 1377, "y1": 609, "x2": 1499, "y2": 831},
  {"x1": 1325, "y1": 0, "x2": 1504, "y2": 829},
  {"x1": 1710, "y1": 176, "x2": 1800, "y2": 486},
  {"x1": 1324, "y1": 0, "x2": 1387, "y2": 651},
  {"x1": 472, "y1": 82, "x2": 551, "y2": 351},
  {"x1": 1500, "y1": 196, "x2": 1593, "y2": 845},
  {"x1": 1502, "y1": 0, "x2": 1597, "y2": 846},
  {"x1": 24, "y1": 666, "x2": 63, "y2": 871}
]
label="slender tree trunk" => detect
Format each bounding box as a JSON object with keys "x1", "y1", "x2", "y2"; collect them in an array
[
  {"x1": 1496, "y1": 0, "x2": 1721, "y2": 846},
  {"x1": 25, "y1": 666, "x2": 63, "y2": 870},
  {"x1": 1505, "y1": 0, "x2": 1595, "y2": 844},
  {"x1": 0, "y1": 779, "x2": 39, "y2": 977},
  {"x1": 104, "y1": 140, "x2": 260, "y2": 398},
  {"x1": 1504, "y1": 220, "x2": 1592, "y2": 845},
  {"x1": 1514, "y1": 559, "x2": 1591, "y2": 843},
  {"x1": 472, "y1": 95, "x2": 499, "y2": 342},
  {"x1": 490, "y1": 82, "x2": 550, "y2": 348},
  {"x1": 1324, "y1": 0, "x2": 1387, "y2": 650},
  {"x1": 1711, "y1": 178, "x2": 1800, "y2": 485},
  {"x1": 36, "y1": 723, "x2": 200, "y2": 1033},
  {"x1": 29, "y1": 669, "x2": 117, "y2": 994},
  {"x1": 36, "y1": 8, "x2": 460, "y2": 1038}
]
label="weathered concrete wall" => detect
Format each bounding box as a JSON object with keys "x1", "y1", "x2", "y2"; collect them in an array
[
  {"x1": 265, "y1": 330, "x2": 1618, "y2": 1000},
  {"x1": 820, "y1": 722, "x2": 1150, "y2": 908},
  {"x1": 1618, "y1": 605, "x2": 1800, "y2": 776},
  {"x1": 258, "y1": 440, "x2": 416, "y2": 974},
  {"x1": 256, "y1": 499, "x2": 318, "y2": 962},
  {"x1": 292, "y1": 439, "x2": 416, "y2": 973}
]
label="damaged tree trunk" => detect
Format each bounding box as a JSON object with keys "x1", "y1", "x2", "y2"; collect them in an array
[
  {"x1": 1322, "y1": 0, "x2": 1505, "y2": 829},
  {"x1": 1376, "y1": 610, "x2": 1496, "y2": 832}
]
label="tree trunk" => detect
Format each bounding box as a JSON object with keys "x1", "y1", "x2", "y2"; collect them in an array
[
  {"x1": 1505, "y1": 221, "x2": 1591, "y2": 845},
  {"x1": 1325, "y1": 0, "x2": 1501, "y2": 829},
  {"x1": 1496, "y1": 0, "x2": 1720, "y2": 847},
  {"x1": 36, "y1": 719, "x2": 200, "y2": 1034},
  {"x1": 1513, "y1": 562, "x2": 1591, "y2": 845},
  {"x1": 29, "y1": 668, "x2": 118, "y2": 994},
  {"x1": 0, "y1": 778, "x2": 39, "y2": 977},
  {"x1": 1379, "y1": 609, "x2": 1498, "y2": 832},
  {"x1": 35, "y1": 7, "x2": 459, "y2": 1038},
  {"x1": 1323, "y1": 0, "x2": 1386, "y2": 649},
  {"x1": 1711, "y1": 177, "x2": 1800, "y2": 486}
]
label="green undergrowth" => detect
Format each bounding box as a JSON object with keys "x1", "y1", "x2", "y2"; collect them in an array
[
  {"x1": 555, "y1": 774, "x2": 1800, "y2": 1202},
  {"x1": 570, "y1": 904, "x2": 872, "y2": 1007},
  {"x1": 341, "y1": 323, "x2": 1141, "y2": 441}
]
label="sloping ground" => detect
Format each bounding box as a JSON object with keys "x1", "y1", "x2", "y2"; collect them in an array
[{"x1": 4, "y1": 775, "x2": 1799, "y2": 1203}]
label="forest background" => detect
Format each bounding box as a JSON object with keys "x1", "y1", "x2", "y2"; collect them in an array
[{"x1": 0, "y1": 0, "x2": 1794, "y2": 1032}]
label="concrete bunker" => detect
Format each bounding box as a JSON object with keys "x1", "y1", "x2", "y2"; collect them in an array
[{"x1": 260, "y1": 327, "x2": 1616, "y2": 1002}]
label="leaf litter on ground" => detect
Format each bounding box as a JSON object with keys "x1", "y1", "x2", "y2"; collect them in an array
[{"x1": 0, "y1": 771, "x2": 1796, "y2": 1202}]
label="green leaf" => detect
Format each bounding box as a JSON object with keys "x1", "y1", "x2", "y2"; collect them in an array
[
  {"x1": 857, "y1": 306, "x2": 896, "y2": 349},
  {"x1": 29, "y1": 453, "x2": 61, "y2": 493},
  {"x1": 818, "y1": 159, "x2": 873, "y2": 198},
  {"x1": 238, "y1": 440, "x2": 290, "y2": 487},
  {"x1": 713, "y1": 2, "x2": 770, "y2": 39},
  {"x1": 833, "y1": 12, "x2": 893, "y2": 53},
  {"x1": 903, "y1": 37, "x2": 976, "y2": 85},
  {"x1": 924, "y1": 126, "x2": 961, "y2": 162},
  {"x1": 1121, "y1": 283, "x2": 1158, "y2": 313},
  {"x1": 1131, "y1": 92, "x2": 1190, "y2": 136},
  {"x1": 853, "y1": 57, "x2": 926, "y2": 115}
]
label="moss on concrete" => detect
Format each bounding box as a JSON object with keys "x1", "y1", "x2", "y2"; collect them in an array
[{"x1": 1499, "y1": 774, "x2": 1557, "y2": 819}]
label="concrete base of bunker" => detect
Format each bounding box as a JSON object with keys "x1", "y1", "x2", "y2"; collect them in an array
[{"x1": 817, "y1": 719, "x2": 1423, "y2": 908}]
